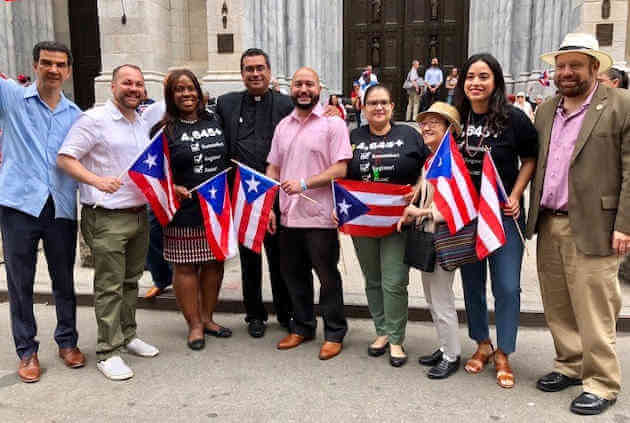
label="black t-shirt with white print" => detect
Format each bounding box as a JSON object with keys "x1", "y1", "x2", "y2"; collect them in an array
[
  {"x1": 460, "y1": 106, "x2": 538, "y2": 196},
  {"x1": 347, "y1": 123, "x2": 430, "y2": 185},
  {"x1": 168, "y1": 113, "x2": 229, "y2": 227}
]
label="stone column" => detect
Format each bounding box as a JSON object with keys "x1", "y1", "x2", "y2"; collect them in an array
[{"x1": 201, "y1": 0, "x2": 247, "y2": 95}]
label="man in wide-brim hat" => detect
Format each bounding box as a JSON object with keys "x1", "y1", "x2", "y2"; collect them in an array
[{"x1": 526, "y1": 32, "x2": 630, "y2": 416}]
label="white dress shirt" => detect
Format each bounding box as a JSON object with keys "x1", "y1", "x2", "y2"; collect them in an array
[
  {"x1": 59, "y1": 100, "x2": 150, "y2": 209},
  {"x1": 142, "y1": 99, "x2": 166, "y2": 133}
]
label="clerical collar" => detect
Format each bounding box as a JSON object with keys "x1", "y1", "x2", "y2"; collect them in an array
[{"x1": 246, "y1": 90, "x2": 270, "y2": 103}]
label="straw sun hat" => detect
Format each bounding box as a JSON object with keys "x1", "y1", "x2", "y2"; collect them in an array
[
  {"x1": 540, "y1": 32, "x2": 613, "y2": 72},
  {"x1": 415, "y1": 102, "x2": 462, "y2": 136}
]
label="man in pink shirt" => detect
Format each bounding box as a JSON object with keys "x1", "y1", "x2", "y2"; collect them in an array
[
  {"x1": 267, "y1": 67, "x2": 352, "y2": 360},
  {"x1": 527, "y1": 33, "x2": 630, "y2": 415}
]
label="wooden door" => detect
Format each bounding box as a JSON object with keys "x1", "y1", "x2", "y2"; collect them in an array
[
  {"x1": 68, "y1": 0, "x2": 101, "y2": 110},
  {"x1": 343, "y1": 0, "x2": 469, "y2": 119}
]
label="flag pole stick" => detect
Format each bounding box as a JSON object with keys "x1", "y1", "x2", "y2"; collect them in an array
[
  {"x1": 513, "y1": 215, "x2": 529, "y2": 256},
  {"x1": 230, "y1": 158, "x2": 319, "y2": 204},
  {"x1": 188, "y1": 167, "x2": 232, "y2": 193}
]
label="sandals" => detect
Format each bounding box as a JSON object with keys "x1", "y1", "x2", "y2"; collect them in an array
[
  {"x1": 494, "y1": 351, "x2": 515, "y2": 389},
  {"x1": 464, "y1": 340, "x2": 494, "y2": 374},
  {"x1": 204, "y1": 325, "x2": 233, "y2": 338}
]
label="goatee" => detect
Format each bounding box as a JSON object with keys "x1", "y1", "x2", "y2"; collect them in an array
[{"x1": 292, "y1": 94, "x2": 320, "y2": 110}]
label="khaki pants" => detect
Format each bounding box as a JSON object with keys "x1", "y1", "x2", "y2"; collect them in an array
[
  {"x1": 81, "y1": 207, "x2": 149, "y2": 360},
  {"x1": 406, "y1": 90, "x2": 420, "y2": 121},
  {"x1": 537, "y1": 214, "x2": 622, "y2": 399}
]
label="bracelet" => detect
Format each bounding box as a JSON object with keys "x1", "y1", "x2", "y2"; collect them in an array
[{"x1": 300, "y1": 178, "x2": 308, "y2": 192}]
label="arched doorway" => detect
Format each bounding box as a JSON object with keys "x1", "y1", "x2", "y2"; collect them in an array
[{"x1": 68, "y1": 0, "x2": 101, "y2": 110}]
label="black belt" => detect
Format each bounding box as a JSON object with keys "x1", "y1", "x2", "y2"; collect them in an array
[
  {"x1": 84, "y1": 204, "x2": 147, "y2": 214},
  {"x1": 541, "y1": 208, "x2": 568, "y2": 216}
]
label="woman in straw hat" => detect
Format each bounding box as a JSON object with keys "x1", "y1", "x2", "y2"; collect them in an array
[
  {"x1": 397, "y1": 101, "x2": 463, "y2": 379},
  {"x1": 454, "y1": 53, "x2": 538, "y2": 389},
  {"x1": 339, "y1": 84, "x2": 429, "y2": 367}
]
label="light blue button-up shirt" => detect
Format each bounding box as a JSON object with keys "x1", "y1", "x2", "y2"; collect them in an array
[
  {"x1": 0, "y1": 80, "x2": 81, "y2": 219},
  {"x1": 424, "y1": 67, "x2": 443, "y2": 87}
]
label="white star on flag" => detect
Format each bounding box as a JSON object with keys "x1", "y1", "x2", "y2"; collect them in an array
[
  {"x1": 245, "y1": 175, "x2": 261, "y2": 192},
  {"x1": 395, "y1": 139, "x2": 404, "y2": 147},
  {"x1": 144, "y1": 153, "x2": 157, "y2": 169},
  {"x1": 338, "y1": 199, "x2": 351, "y2": 215},
  {"x1": 209, "y1": 186, "x2": 217, "y2": 199}
]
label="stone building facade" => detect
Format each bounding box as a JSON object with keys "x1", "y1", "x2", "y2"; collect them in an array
[{"x1": 0, "y1": 0, "x2": 628, "y2": 105}]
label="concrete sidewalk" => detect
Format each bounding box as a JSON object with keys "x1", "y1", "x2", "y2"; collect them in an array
[
  {"x1": 1, "y1": 233, "x2": 630, "y2": 330},
  {"x1": 0, "y1": 304, "x2": 629, "y2": 422}
]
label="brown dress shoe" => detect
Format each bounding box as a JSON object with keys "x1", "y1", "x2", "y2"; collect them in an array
[
  {"x1": 277, "y1": 333, "x2": 306, "y2": 350},
  {"x1": 319, "y1": 341, "x2": 342, "y2": 360},
  {"x1": 144, "y1": 286, "x2": 164, "y2": 299},
  {"x1": 18, "y1": 353, "x2": 41, "y2": 383},
  {"x1": 59, "y1": 347, "x2": 86, "y2": 368}
]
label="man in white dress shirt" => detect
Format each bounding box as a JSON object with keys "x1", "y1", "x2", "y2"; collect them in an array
[{"x1": 57, "y1": 64, "x2": 159, "y2": 381}]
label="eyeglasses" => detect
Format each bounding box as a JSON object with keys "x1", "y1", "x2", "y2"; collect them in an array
[
  {"x1": 365, "y1": 100, "x2": 391, "y2": 108},
  {"x1": 418, "y1": 119, "x2": 445, "y2": 130}
]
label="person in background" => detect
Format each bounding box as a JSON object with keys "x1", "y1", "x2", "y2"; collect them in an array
[
  {"x1": 351, "y1": 82, "x2": 363, "y2": 126},
  {"x1": 405, "y1": 60, "x2": 423, "y2": 121},
  {"x1": 514, "y1": 91, "x2": 535, "y2": 121},
  {"x1": 136, "y1": 88, "x2": 155, "y2": 115},
  {"x1": 445, "y1": 67, "x2": 458, "y2": 105},
  {"x1": 329, "y1": 94, "x2": 346, "y2": 121},
  {"x1": 422, "y1": 57, "x2": 443, "y2": 110},
  {"x1": 598, "y1": 66, "x2": 629, "y2": 89}
]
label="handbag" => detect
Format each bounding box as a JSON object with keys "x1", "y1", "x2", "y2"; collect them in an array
[
  {"x1": 402, "y1": 181, "x2": 436, "y2": 272},
  {"x1": 434, "y1": 221, "x2": 478, "y2": 271},
  {"x1": 404, "y1": 220, "x2": 436, "y2": 272},
  {"x1": 402, "y1": 79, "x2": 413, "y2": 90}
]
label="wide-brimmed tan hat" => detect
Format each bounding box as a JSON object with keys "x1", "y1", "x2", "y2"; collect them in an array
[
  {"x1": 416, "y1": 102, "x2": 462, "y2": 136},
  {"x1": 540, "y1": 32, "x2": 613, "y2": 72}
]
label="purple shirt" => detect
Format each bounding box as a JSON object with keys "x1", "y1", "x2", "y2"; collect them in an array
[
  {"x1": 267, "y1": 103, "x2": 352, "y2": 228},
  {"x1": 540, "y1": 84, "x2": 598, "y2": 210}
]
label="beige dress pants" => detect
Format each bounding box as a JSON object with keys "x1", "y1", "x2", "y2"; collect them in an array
[{"x1": 537, "y1": 214, "x2": 622, "y2": 400}]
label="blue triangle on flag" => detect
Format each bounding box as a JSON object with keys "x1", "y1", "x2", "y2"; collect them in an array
[
  {"x1": 129, "y1": 134, "x2": 166, "y2": 179},
  {"x1": 425, "y1": 131, "x2": 452, "y2": 180},
  {"x1": 333, "y1": 182, "x2": 370, "y2": 226},
  {"x1": 198, "y1": 173, "x2": 227, "y2": 215},
  {"x1": 239, "y1": 166, "x2": 276, "y2": 204}
]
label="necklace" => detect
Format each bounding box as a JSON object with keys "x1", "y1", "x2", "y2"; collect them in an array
[
  {"x1": 179, "y1": 118, "x2": 198, "y2": 125},
  {"x1": 464, "y1": 112, "x2": 490, "y2": 157}
]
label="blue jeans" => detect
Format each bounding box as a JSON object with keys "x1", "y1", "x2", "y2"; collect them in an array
[
  {"x1": 461, "y1": 213, "x2": 524, "y2": 354},
  {"x1": 146, "y1": 207, "x2": 172, "y2": 289}
]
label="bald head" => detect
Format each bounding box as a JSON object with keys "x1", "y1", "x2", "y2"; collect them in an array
[{"x1": 290, "y1": 67, "x2": 321, "y2": 111}]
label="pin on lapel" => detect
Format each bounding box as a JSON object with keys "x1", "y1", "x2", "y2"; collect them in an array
[{"x1": 596, "y1": 104, "x2": 604, "y2": 111}]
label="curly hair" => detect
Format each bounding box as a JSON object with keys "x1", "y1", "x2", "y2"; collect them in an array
[{"x1": 454, "y1": 53, "x2": 509, "y2": 135}]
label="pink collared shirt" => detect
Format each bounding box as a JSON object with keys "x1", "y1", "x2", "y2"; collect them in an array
[
  {"x1": 267, "y1": 103, "x2": 353, "y2": 228},
  {"x1": 540, "y1": 84, "x2": 598, "y2": 210}
]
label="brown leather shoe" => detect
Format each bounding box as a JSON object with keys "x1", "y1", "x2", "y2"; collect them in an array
[
  {"x1": 277, "y1": 333, "x2": 306, "y2": 350},
  {"x1": 59, "y1": 347, "x2": 86, "y2": 368},
  {"x1": 144, "y1": 286, "x2": 164, "y2": 299},
  {"x1": 319, "y1": 341, "x2": 343, "y2": 360},
  {"x1": 18, "y1": 353, "x2": 41, "y2": 383}
]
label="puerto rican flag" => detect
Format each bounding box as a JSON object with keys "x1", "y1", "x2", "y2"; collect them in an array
[
  {"x1": 197, "y1": 169, "x2": 237, "y2": 261},
  {"x1": 128, "y1": 130, "x2": 180, "y2": 226},
  {"x1": 333, "y1": 179, "x2": 412, "y2": 237},
  {"x1": 476, "y1": 152, "x2": 508, "y2": 260},
  {"x1": 538, "y1": 70, "x2": 550, "y2": 87},
  {"x1": 232, "y1": 164, "x2": 279, "y2": 254},
  {"x1": 425, "y1": 130, "x2": 478, "y2": 234}
]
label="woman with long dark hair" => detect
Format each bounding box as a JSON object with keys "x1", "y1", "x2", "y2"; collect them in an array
[
  {"x1": 455, "y1": 53, "x2": 538, "y2": 388},
  {"x1": 150, "y1": 69, "x2": 231, "y2": 350}
]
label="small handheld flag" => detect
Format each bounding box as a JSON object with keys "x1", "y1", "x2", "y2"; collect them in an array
[
  {"x1": 476, "y1": 152, "x2": 507, "y2": 259},
  {"x1": 197, "y1": 170, "x2": 237, "y2": 261}
]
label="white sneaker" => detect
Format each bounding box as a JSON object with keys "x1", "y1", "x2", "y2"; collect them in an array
[
  {"x1": 124, "y1": 338, "x2": 159, "y2": 357},
  {"x1": 97, "y1": 356, "x2": 134, "y2": 381}
]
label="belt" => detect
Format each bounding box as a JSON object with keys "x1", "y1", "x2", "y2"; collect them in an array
[
  {"x1": 541, "y1": 208, "x2": 568, "y2": 216},
  {"x1": 84, "y1": 204, "x2": 147, "y2": 214}
]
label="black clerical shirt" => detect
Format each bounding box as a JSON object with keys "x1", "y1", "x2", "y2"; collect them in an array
[{"x1": 235, "y1": 91, "x2": 274, "y2": 172}]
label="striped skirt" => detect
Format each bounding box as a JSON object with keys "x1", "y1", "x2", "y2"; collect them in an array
[{"x1": 163, "y1": 225, "x2": 216, "y2": 264}]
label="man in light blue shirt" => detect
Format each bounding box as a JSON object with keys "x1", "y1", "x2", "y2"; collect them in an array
[
  {"x1": 423, "y1": 57, "x2": 444, "y2": 111},
  {"x1": 0, "y1": 41, "x2": 84, "y2": 383}
]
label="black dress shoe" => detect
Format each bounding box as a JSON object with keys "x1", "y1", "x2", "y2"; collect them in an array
[
  {"x1": 427, "y1": 357, "x2": 460, "y2": 379},
  {"x1": 247, "y1": 319, "x2": 266, "y2": 338},
  {"x1": 187, "y1": 338, "x2": 205, "y2": 351},
  {"x1": 570, "y1": 392, "x2": 616, "y2": 415},
  {"x1": 418, "y1": 349, "x2": 443, "y2": 366},
  {"x1": 389, "y1": 347, "x2": 407, "y2": 368},
  {"x1": 536, "y1": 371, "x2": 582, "y2": 392},
  {"x1": 204, "y1": 326, "x2": 232, "y2": 338},
  {"x1": 367, "y1": 342, "x2": 389, "y2": 357}
]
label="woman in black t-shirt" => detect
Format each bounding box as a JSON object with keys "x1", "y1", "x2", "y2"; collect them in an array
[
  {"x1": 455, "y1": 54, "x2": 538, "y2": 388},
  {"x1": 344, "y1": 84, "x2": 429, "y2": 367},
  {"x1": 150, "y1": 69, "x2": 230, "y2": 350}
]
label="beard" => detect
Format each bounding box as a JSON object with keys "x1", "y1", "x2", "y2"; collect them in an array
[
  {"x1": 115, "y1": 91, "x2": 141, "y2": 110},
  {"x1": 555, "y1": 72, "x2": 594, "y2": 98},
  {"x1": 291, "y1": 93, "x2": 320, "y2": 110}
]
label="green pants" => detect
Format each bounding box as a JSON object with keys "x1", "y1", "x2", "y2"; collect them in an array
[
  {"x1": 81, "y1": 207, "x2": 149, "y2": 360},
  {"x1": 352, "y1": 231, "x2": 409, "y2": 344}
]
